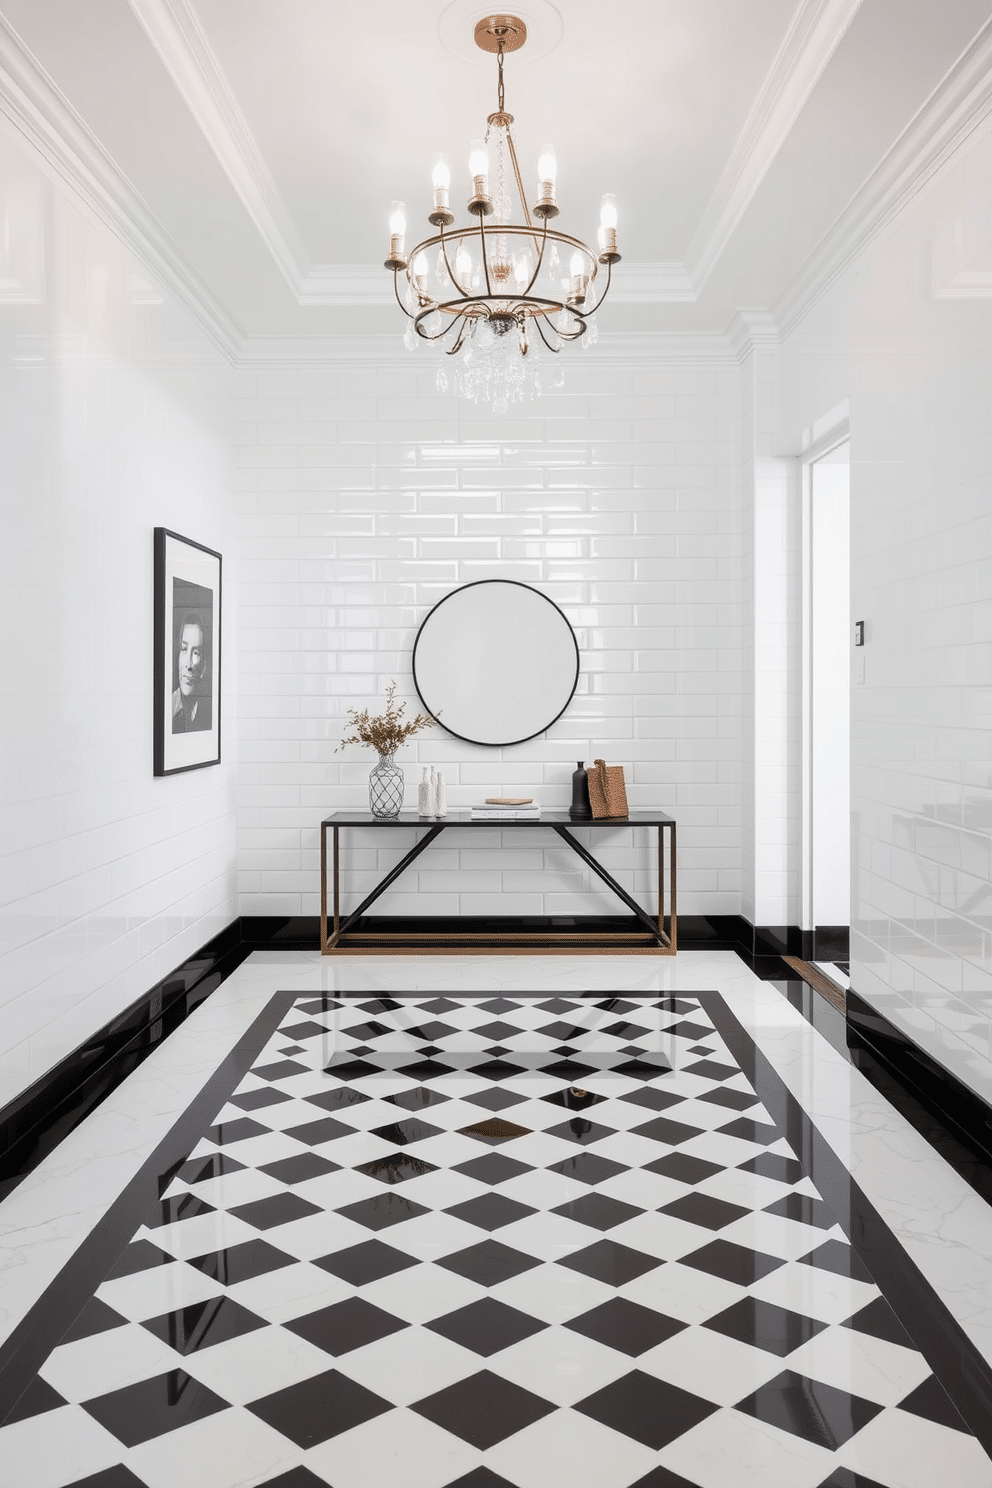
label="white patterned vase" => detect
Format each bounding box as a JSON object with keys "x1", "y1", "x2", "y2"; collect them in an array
[{"x1": 369, "y1": 752, "x2": 404, "y2": 818}]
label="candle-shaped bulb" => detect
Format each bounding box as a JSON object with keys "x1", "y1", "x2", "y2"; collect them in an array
[
  {"x1": 514, "y1": 255, "x2": 530, "y2": 289},
  {"x1": 455, "y1": 244, "x2": 472, "y2": 279},
  {"x1": 389, "y1": 200, "x2": 406, "y2": 238},
  {"x1": 538, "y1": 143, "x2": 557, "y2": 186},
  {"x1": 432, "y1": 153, "x2": 450, "y2": 191},
  {"x1": 570, "y1": 250, "x2": 585, "y2": 278},
  {"x1": 413, "y1": 250, "x2": 429, "y2": 278},
  {"x1": 469, "y1": 139, "x2": 489, "y2": 181},
  {"x1": 599, "y1": 193, "x2": 618, "y2": 230},
  {"x1": 598, "y1": 192, "x2": 619, "y2": 258}
]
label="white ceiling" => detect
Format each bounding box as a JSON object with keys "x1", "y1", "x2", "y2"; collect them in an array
[{"x1": 1, "y1": 0, "x2": 991, "y2": 353}]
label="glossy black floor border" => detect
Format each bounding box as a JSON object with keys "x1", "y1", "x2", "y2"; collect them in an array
[
  {"x1": 707, "y1": 992, "x2": 992, "y2": 1460},
  {"x1": 0, "y1": 990, "x2": 295, "y2": 1425}
]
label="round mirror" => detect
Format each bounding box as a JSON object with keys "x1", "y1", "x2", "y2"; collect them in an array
[{"x1": 412, "y1": 580, "x2": 580, "y2": 746}]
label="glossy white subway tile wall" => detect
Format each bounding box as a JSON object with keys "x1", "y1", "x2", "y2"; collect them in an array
[
  {"x1": 233, "y1": 359, "x2": 744, "y2": 921},
  {"x1": 0, "y1": 139, "x2": 238, "y2": 1105},
  {"x1": 777, "y1": 117, "x2": 992, "y2": 1104}
]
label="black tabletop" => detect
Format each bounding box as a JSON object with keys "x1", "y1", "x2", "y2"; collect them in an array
[{"x1": 322, "y1": 809, "x2": 675, "y2": 827}]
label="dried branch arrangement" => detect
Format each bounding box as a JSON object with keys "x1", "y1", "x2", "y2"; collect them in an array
[{"x1": 335, "y1": 680, "x2": 435, "y2": 756}]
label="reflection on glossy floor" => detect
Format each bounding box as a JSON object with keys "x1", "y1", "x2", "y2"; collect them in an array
[{"x1": 2, "y1": 966, "x2": 991, "y2": 1488}]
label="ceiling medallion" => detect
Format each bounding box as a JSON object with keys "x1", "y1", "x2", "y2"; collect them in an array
[{"x1": 384, "y1": 14, "x2": 621, "y2": 413}]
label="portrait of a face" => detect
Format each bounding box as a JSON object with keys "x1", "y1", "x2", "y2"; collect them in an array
[{"x1": 177, "y1": 615, "x2": 205, "y2": 699}]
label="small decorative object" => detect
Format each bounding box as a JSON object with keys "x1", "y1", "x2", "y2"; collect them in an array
[
  {"x1": 486, "y1": 797, "x2": 533, "y2": 805},
  {"x1": 568, "y1": 763, "x2": 592, "y2": 820},
  {"x1": 436, "y1": 771, "x2": 447, "y2": 817},
  {"x1": 154, "y1": 528, "x2": 222, "y2": 776},
  {"x1": 336, "y1": 680, "x2": 435, "y2": 818},
  {"x1": 419, "y1": 766, "x2": 435, "y2": 818},
  {"x1": 587, "y1": 758, "x2": 629, "y2": 819}
]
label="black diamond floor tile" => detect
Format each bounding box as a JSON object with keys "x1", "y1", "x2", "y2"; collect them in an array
[
  {"x1": 799, "y1": 1240, "x2": 874, "y2": 1284},
  {"x1": 396, "y1": 1057, "x2": 458, "y2": 1081},
  {"x1": 336, "y1": 1192, "x2": 430, "y2": 1230},
  {"x1": 548, "y1": 1150, "x2": 626, "y2": 1185},
  {"x1": 357, "y1": 998, "x2": 401, "y2": 1013},
  {"x1": 842, "y1": 1296, "x2": 914, "y2": 1348},
  {"x1": 601, "y1": 1020, "x2": 653, "y2": 1041},
  {"x1": 247, "y1": 1368, "x2": 391, "y2": 1448},
  {"x1": 406, "y1": 1019, "x2": 459, "y2": 1041},
  {"x1": 65, "y1": 1465, "x2": 149, "y2": 1487},
  {"x1": 370, "y1": 1117, "x2": 443, "y2": 1147},
  {"x1": 659, "y1": 1192, "x2": 751, "y2": 1231},
  {"x1": 737, "y1": 1152, "x2": 806, "y2": 1185},
  {"x1": 666, "y1": 1021, "x2": 715, "y2": 1042},
  {"x1": 4, "y1": 1375, "x2": 65, "y2": 1425},
  {"x1": 229, "y1": 1087, "x2": 293, "y2": 1112},
  {"x1": 697, "y1": 1085, "x2": 760, "y2": 1111},
  {"x1": 685, "y1": 1059, "x2": 740, "y2": 1082},
  {"x1": 141, "y1": 1296, "x2": 267, "y2": 1354},
  {"x1": 478, "y1": 998, "x2": 521, "y2": 1015},
  {"x1": 258, "y1": 1152, "x2": 340, "y2": 1184},
  {"x1": 544, "y1": 1119, "x2": 616, "y2": 1147},
  {"x1": 465, "y1": 1059, "x2": 527, "y2": 1082},
  {"x1": 440, "y1": 1469, "x2": 519, "y2": 1488},
  {"x1": 175, "y1": 1153, "x2": 247, "y2": 1184},
  {"x1": 463, "y1": 1087, "x2": 528, "y2": 1113},
  {"x1": 535, "y1": 1020, "x2": 588, "y2": 1042},
  {"x1": 60, "y1": 1297, "x2": 128, "y2": 1345},
  {"x1": 102, "y1": 1239, "x2": 175, "y2": 1280},
  {"x1": 566, "y1": 1297, "x2": 685, "y2": 1355},
  {"x1": 474, "y1": 1020, "x2": 520, "y2": 1041},
  {"x1": 445, "y1": 1193, "x2": 537, "y2": 1232},
  {"x1": 252, "y1": 1059, "x2": 310, "y2": 1082},
  {"x1": 458, "y1": 1117, "x2": 530, "y2": 1145},
  {"x1": 542, "y1": 1086, "x2": 606, "y2": 1112},
  {"x1": 411, "y1": 1369, "x2": 555, "y2": 1449},
  {"x1": 705, "y1": 1297, "x2": 828, "y2": 1356},
  {"x1": 313, "y1": 1238, "x2": 419, "y2": 1286},
  {"x1": 229, "y1": 1192, "x2": 322, "y2": 1231},
  {"x1": 341, "y1": 1020, "x2": 392, "y2": 1041},
  {"x1": 252, "y1": 1468, "x2": 333, "y2": 1488},
  {"x1": 557, "y1": 1239, "x2": 663, "y2": 1287},
  {"x1": 643, "y1": 1152, "x2": 723, "y2": 1185},
  {"x1": 355, "y1": 1152, "x2": 439, "y2": 1185},
  {"x1": 630, "y1": 1116, "x2": 704, "y2": 1146},
  {"x1": 278, "y1": 1020, "x2": 327, "y2": 1042},
  {"x1": 323, "y1": 1058, "x2": 382, "y2": 1080},
  {"x1": 681, "y1": 1239, "x2": 786, "y2": 1287},
  {"x1": 426, "y1": 1297, "x2": 547, "y2": 1356},
  {"x1": 813, "y1": 1470, "x2": 889, "y2": 1488},
  {"x1": 81, "y1": 1369, "x2": 229, "y2": 1447},
  {"x1": 763, "y1": 1192, "x2": 836, "y2": 1229},
  {"x1": 205, "y1": 1117, "x2": 268, "y2": 1146},
  {"x1": 543, "y1": 1059, "x2": 598, "y2": 1082},
  {"x1": 385, "y1": 1086, "x2": 450, "y2": 1112},
  {"x1": 187, "y1": 1239, "x2": 295, "y2": 1285},
  {"x1": 897, "y1": 1373, "x2": 968, "y2": 1432},
  {"x1": 147, "y1": 1193, "x2": 216, "y2": 1228},
  {"x1": 304, "y1": 1087, "x2": 371, "y2": 1113},
  {"x1": 620, "y1": 1087, "x2": 686, "y2": 1113},
  {"x1": 284, "y1": 1296, "x2": 407, "y2": 1355},
  {"x1": 552, "y1": 1191, "x2": 643, "y2": 1232},
  {"x1": 735, "y1": 1368, "x2": 882, "y2": 1450},
  {"x1": 628, "y1": 1468, "x2": 704, "y2": 1488},
  {"x1": 687, "y1": 1043, "x2": 713, "y2": 1055},
  {"x1": 283, "y1": 1115, "x2": 352, "y2": 1146},
  {"x1": 536, "y1": 998, "x2": 581, "y2": 1014},
  {"x1": 421, "y1": 997, "x2": 461, "y2": 1013},
  {"x1": 575, "y1": 1370, "x2": 718, "y2": 1450},
  {"x1": 436, "y1": 1240, "x2": 542, "y2": 1288},
  {"x1": 717, "y1": 1116, "x2": 780, "y2": 1145},
  {"x1": 612, "y1": 1058, "x2": 673, "y2": 1079},
  {"x1": 454, "y1": 1151, "x2": 533, "y2": 1186}
]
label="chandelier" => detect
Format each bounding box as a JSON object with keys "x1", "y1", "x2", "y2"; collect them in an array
[{"x1": 383, "y1": 13, "x2": 621, "y2": 413}]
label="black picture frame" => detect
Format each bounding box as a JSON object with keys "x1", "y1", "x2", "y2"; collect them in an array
[{"x1": 154, "y1": 527, "x2": 222, "y2": 776}]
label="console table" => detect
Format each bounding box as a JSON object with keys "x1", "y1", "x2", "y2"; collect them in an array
[{"x1": 319, "y1": 810, "x2": 676, "y2": 956}]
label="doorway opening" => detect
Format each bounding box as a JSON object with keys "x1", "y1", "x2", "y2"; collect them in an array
[{"x1": 802, "y1": 436, "x2": 851, "y2": 983}]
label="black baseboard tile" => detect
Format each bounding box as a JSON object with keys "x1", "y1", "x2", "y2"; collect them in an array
[
  {"x1": 0, "y1": 922, "x2": 253, "y2": 1202},
  {"x1": 814, "y1": 924, "x2": 850, "y2": 960},
  {"x1": 847, "y1": 989, "x2": 992, "y2": 1174}
]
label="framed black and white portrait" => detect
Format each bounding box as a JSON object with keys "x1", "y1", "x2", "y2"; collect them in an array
[{"x1": 154, "y1": 528, "x2": 222, "y2": 775}]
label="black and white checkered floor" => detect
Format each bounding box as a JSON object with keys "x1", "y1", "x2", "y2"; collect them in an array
[{"x1": 2, "y1": 991, "x2": 989, "y2": 1488}]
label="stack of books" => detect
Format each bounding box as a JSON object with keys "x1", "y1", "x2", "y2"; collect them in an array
[{"x1": 470, "y1": 799, "x2": 542, "y2": 821}]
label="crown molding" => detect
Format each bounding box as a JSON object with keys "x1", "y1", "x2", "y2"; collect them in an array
[
  {"x1": 775, "y1": 18, "x2": 992, "y2": 336},
  {"x1": 0, "y1": 13, "x2": 243, "y2": 359},
  {"x1": 686, "y1": 0, "x2": 864, "y2": 295},
  {"x1": 726, "y1": 309, "x2": 780, "y2": 362},
  {"x1": 126, "y1": 0, "x2": 309, "y2": 298}
]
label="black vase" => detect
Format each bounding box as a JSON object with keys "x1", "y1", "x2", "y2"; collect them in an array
[{"x1": 568, "y1": 761, "x2": 592, "y2": 819}]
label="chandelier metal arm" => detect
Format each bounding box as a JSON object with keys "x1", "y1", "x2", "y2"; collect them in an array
[
  {"x1": 391, "y1": 269, "x2": 416, "y2": 319},
  {"x1": 583, "y1": 258, "x2": 615, "y2": 318},
  {"x1": 437, "y1": 225, "x2": 470, "y2": 299},
  {"x1": 478, "y1": 210, "x2": 493, "y2": 297},
  {"x1": 519, "y1": 215, "x2": 548, "y2": 300}
]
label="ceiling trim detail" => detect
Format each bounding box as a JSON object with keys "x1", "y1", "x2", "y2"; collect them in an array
[
  {"x1": 775, "y1": 17, "x2": 992, "y2": 335},
  {"x1": 236, "y1": 330, "x2": 737, "y2": 370},
  {"x1": 0, "y1": 13, "x2": 242, "y2": 359},
  {"x1": 686, "y1": 0, "x2": 865, "y2": 295}
]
